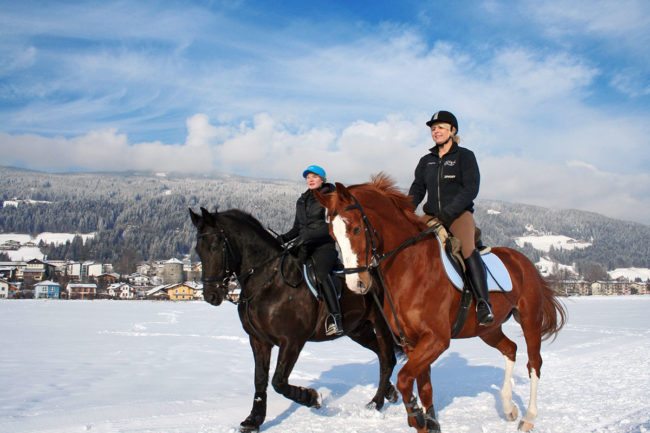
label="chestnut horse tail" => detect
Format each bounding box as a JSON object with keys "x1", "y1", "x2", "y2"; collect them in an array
[{"x1": 539, "y1": 274, "x2": 567, "y2": 342}]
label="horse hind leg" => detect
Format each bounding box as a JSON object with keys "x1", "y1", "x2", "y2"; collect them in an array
[
  {"x1": 517, "y1": 311, "x2": 544, "y2": 431},
  {"x1": 479, "y1": 327, "x2": 519, "y2": 422},
  {"x1": 271, "y1": 342, "x2": 320, "y2": 408}
]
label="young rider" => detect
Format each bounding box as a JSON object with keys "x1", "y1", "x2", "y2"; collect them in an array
[{"x1": 278, "y1": 165, "x2": 343, "y2": 335}]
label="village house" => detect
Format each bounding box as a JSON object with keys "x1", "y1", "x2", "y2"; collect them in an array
[
  {"x1": 33, "y1": 280, "x2": 61, "y2": 299},
  {"x1": 630, "y1": 282, "x2": 649, "y2": 295},
  {"x1": 553, "y1": 279, "x2": 592, "y2": 296},
  {"x1": 127, "y1": 273, "x2": 151, "y2": 286},
  {"x1": 67, "y1": 283, "x2": 97, "y2": 300},
  {"x1": 166, "y1": 282, "x2": 196, "y2": 301},
  {"x1": 95, "y1": 273, "x2": 120, "y2": 288},
  {"x1": 22, "y1": 258, "x2": 56, "y2": 283},
  {"x1": 591, "y1": 280, "x2": 631, "y2": 296},
  {"x1": 107, "y1": 282, "x2": 135, "y2": 299}
]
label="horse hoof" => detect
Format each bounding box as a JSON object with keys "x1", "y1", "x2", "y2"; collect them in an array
[
  {"x1": 518, "y1": 420, "x2": 534, "y2": 431},
  {"x1": 366, "y1": 399, "x2": 384, "y2": 411},
  {"x1": 239, "y1": 424, "x2": 259, "y2": 433},
  {"x1": 505, "y1": 405, "x2": 519, "y2": 421},
  {"x1": 310, "y1": 391, "x2": 322, "y2": 409},
  {"x1": 385, "y1": 384, "x2": 399, "y2": 403}
]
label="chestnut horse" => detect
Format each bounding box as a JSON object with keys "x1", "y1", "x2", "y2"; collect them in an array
[{"x1": 315, "y1": 175, "x2": 566, "y2": 433}]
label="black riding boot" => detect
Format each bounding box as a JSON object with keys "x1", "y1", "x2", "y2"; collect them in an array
[
  {"x1": 464, "y1": 249, "x2": 494, "y2": 326},
  {"x1": 321, "y1": 276, "x2": 343, "y2": 336}
]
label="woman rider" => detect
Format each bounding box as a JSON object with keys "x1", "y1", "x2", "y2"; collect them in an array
[
  {"x1": 408, "y1": 110, "x2": 494, "y2": 326},
  {"x1": 278, "y1": 165, "x2": 343, "y2": 336}
]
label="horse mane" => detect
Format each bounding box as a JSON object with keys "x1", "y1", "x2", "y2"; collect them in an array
[
  {"x1": 219, "y1": 209, "x2": 280, "y2": 246},
  {"x1": 349, "y1": 172, "x2": 425, "y2": 229}
]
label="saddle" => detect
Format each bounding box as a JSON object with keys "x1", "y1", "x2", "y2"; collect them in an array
[{"x1": 302, "y1": 259, "x2": 342, "y2": 300}]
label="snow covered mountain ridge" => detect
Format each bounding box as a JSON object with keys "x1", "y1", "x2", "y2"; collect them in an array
[{"x1": 0, "y1": 166, "x2": 648, "y2": 278}]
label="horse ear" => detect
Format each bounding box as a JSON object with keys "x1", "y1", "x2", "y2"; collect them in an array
[
  {"x1": 200, "y1": 207, "x2": 217, "y2": 227},
  {"x1": 335, "y1": 182, "x2": 353, "y2": 203},
  {"x1": 189, "y1": 208, "x2": 201, "y2": 227},
  {"x1": 314, "y1": 188, "x2": 336, "y2": 211}
]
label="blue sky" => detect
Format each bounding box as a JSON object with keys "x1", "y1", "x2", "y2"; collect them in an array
[{"x1": 1, "y1": 0, "x2": 649, "y2": 224}]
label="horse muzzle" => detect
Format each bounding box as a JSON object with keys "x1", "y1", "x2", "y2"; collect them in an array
[
  {"x1": 347, "y1": 272, "x2": 372, "y2": 295},
  {"x1": 203, "y1": 281, "x2": 227, "y2": 306}
]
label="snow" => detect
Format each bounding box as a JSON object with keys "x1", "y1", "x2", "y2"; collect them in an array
[
  {"x1": 535, "y1": 256, "x2": 577, "y2": 277},
  {"x1": 515, "y1": 234, "x2": 592, "y2": 252},
  {"x1": 0, "y1": 232, "x2": 96, "y2": 260},
  {"x1": 1, "y1": 297, "x2": 649, "y2": 433},
  {"x1": 4, "y1": 246, "x2": 44, "y2": 261},
  {"x1": 609, "y1": 268, "x2": 650, "y2": 282},
  {"x1": 0, "y1": 232, "x2": 96, "y2": 246}
]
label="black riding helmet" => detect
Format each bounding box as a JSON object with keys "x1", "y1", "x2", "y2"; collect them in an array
[{"x1": 426, "y1": 110, "x2": 458, "y2": 132}]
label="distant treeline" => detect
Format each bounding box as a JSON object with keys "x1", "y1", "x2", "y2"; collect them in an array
[{"x1": 1, "y1": 167, "x2": 649, "y2": 273}]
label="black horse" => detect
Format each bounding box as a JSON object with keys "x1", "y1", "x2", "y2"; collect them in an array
[{"x1": 190, "y1": 207, "x2": 398, "y2": 432}]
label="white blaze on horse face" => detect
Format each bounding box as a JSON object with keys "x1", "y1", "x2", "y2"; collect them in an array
[{"x1": 332, "y1": 215, "x2": 362, "y2": 293}]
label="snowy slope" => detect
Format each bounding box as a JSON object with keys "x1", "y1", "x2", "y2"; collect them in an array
[{"x1": 0, "y1": 298, "x2": 649, "y2": 433}]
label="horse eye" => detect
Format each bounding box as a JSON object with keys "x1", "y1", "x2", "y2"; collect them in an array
[{"x1": 352, "y1": 227, "x2": 361, "y2": 235}]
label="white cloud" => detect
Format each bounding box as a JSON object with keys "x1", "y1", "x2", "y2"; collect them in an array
[{"x1": 2, "y1": 112, "x2": 648, "y2": 225}]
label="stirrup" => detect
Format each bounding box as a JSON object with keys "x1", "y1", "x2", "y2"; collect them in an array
[
  {"x1": 325, "y1": 315, "x2": 343, "y2": 336},
  {"x1": 326, "y1": 322, "x2": 343, "y2": 336},
  {"x1": 477, "y1": 301, "x2": 494, "y2": 326}
]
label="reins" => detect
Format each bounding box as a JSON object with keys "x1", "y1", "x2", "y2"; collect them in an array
[{"x1": 336, "y1": 196, "x2": 440, "y2": 274}]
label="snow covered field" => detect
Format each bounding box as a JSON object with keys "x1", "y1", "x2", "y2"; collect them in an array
[
  {"x1": 0, "y1": 232, "x2": 95, "y2": 261},
  {"x1": 1, "y1": 297, "x2": 648, "y2": 433}
]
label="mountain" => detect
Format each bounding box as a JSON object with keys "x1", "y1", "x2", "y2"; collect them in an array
[{"x1": 1, "y1": 166, "x2": 648, "y2": 276}]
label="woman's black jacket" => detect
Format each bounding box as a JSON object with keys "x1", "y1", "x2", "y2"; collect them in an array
[
  {"x1": 280, "y1": 183, "x2": 336, "y2": 249},
  {"x1": 408, "y1": 142, "x2": 480, "y2": 226}
]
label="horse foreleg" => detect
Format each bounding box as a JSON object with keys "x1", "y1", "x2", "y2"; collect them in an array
[
  {"x1": 397, "y1": 334, "x2": 448, "y2": 432},
  {"x1": 240, "y1": 336, "x2": 272, "y2": 433},
  {"x1": 271, "y1": 341, "x2": 320, "y2": 408},
  {"x1": 347, "y1": 321, "x2": 398, "y2": 410},
  {"x1": 416, "y1": 370, "x2": 440, "y2": 433}
]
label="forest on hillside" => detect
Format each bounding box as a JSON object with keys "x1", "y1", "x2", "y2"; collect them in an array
[{"x1": 1, "y1": 167, "x2": 648, "y2": 274}]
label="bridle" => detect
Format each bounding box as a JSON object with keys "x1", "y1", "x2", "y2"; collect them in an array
[
  {"x1": 198, "y1": 227, "x2": 299, "y2": 303},
  {"x1": 331, "y1": 195, "x2": 383, "y2": 275},
  {"x1": 198, "y1": 228, "x2": 239, "y2": 293},
  {"x1": 334, "y1": 194, "x2": 438, "y2": 275}
]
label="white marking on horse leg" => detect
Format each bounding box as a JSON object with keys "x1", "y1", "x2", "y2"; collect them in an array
[
  {"x1": 521, "y1": 368, "x2": 539, "y2": 429},
  {"x1": 332, "y1": 216, "x2": 361, "y2": 292},
  {"x1": 501, "y1": 356, "x2": 518, "y2": 421}
]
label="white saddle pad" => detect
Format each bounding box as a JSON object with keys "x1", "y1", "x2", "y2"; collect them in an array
[{"x1": 437, "y1": 236, "x2": 513, "y2": 292}]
